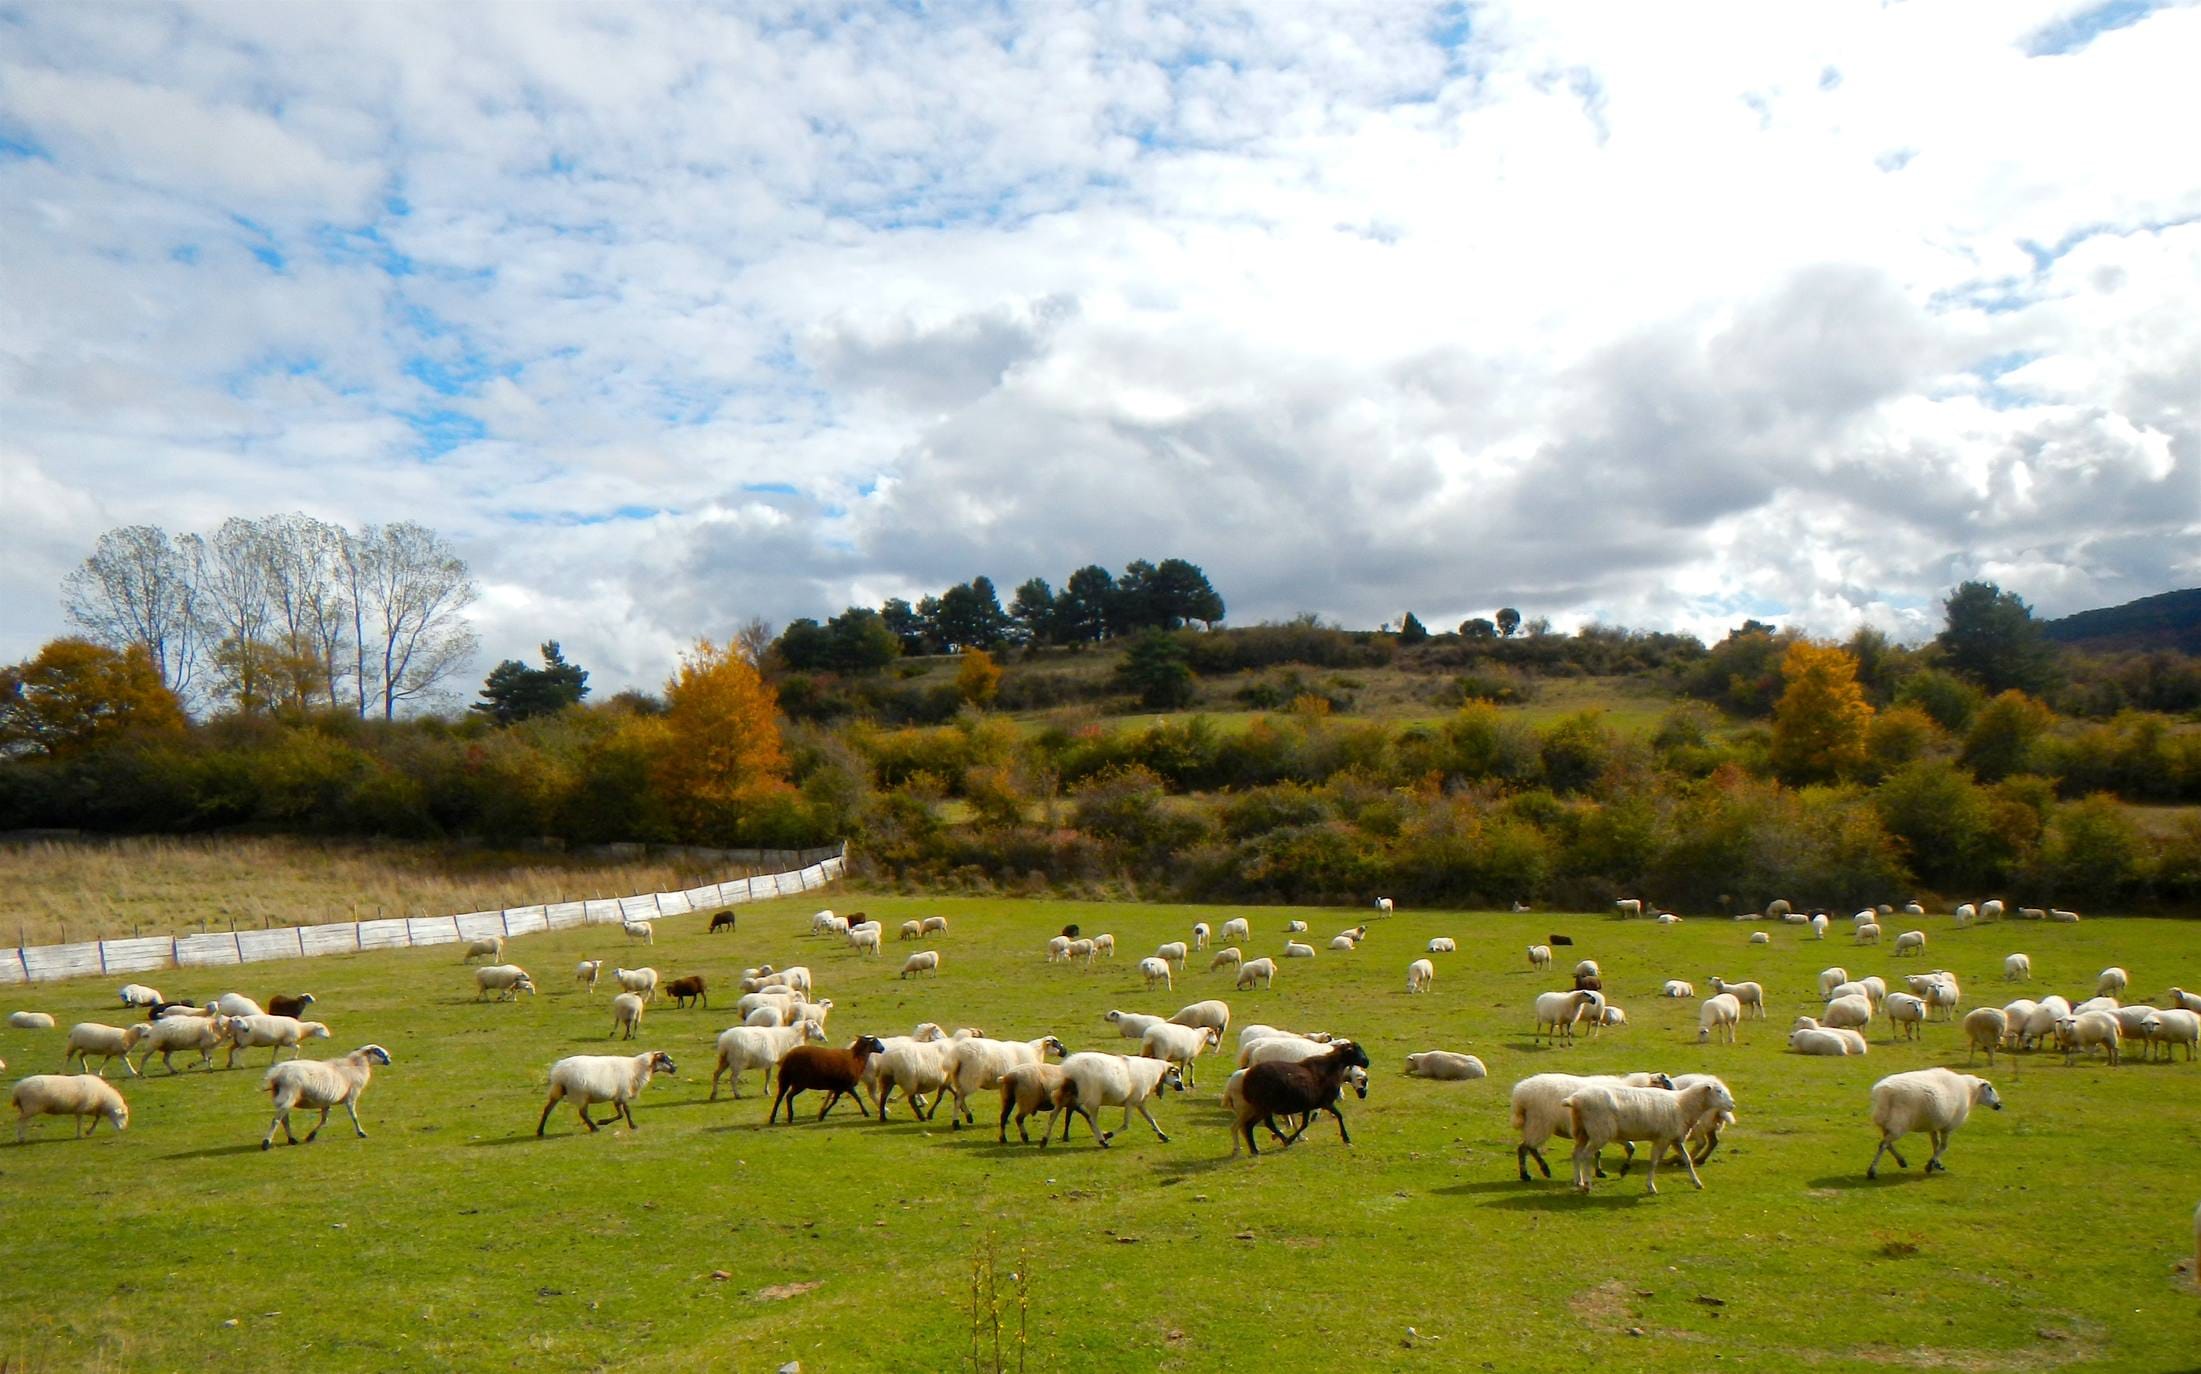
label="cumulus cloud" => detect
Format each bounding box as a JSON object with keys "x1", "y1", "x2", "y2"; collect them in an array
[{"x1": 2, "y1": 0, "x2": 2197, "y2": 694}]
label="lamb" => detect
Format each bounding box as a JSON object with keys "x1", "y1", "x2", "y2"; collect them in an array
[
  {"x1": 1105, "y1": 1010, "x2": 1169, "y2": 1040},
  {"x1": 473, "y1": 965, "x2": 536, "y2": 1001},
  {"x1": 1138, "y1": 956, "x2": 1174, "y2": 991},
  {"x1": 1405, "y1": 1050, "x2": 1487, "y2": 1080},
  {"x1": 117, "y1": 984, "x2": 163, "y2": 1008},
  {"x1": 1046, "y1": 936, "x2": 1073, "y2": 963},
  {"x1": 2058, "y1": 1010, "x2": 2123, "y2": 1066},
  {"x1": 134, "y1": 1013, "x2": 231, "y2": 1073},
  {"x1": 1406, "y1": 959, "x2": 1435, "y2": 994},
  {"x1": 1230, "y1": 1040, "x2": 1371, "y2": 1155},
  {"x1": 536, "y1": 1049, "x2": 673, "y2": 1135},
  {"x1": 939, "y1": 1035, "x2": 1068, "y2": 1127},
  {"x1": 1697, "y1": 994, "x2": 1742, "y2": 1044},
  {"x1": 1963, "y1": 1008, "x2": 2009, "y2": 1064},
  {"x1": 1856, "y1": 923, "x2": 1881, "y2": 946},
  {"x1": 770, "y1": 1035, "x2": 889, "y2": 1123},
  {"x1": 1707, "y1": 977, "x2": 1764, "y2": 1018},
  {"x1": 12, "y1": 1074, "x2": 129, "y2": 1142},
  {"x1": 621, "y1": 919, "x2": 654, "y2": 945},
  {"x1": 2096, "y1": 967, "x2": 2130, "y2": 998},
  {"x1": 1823, "y1": 995, "x2": 1874, "y2": 1032},
  {"x1": 900, "y1": 919, "x2": 923, "y2": 941},
  {"x1": 663, "y1": 975, "x2": 707, "y2": 1009},
  {"x1": 2004, "y1": 954, "x2": 2031, "y2": 982},
  {"x1": 1789, "y1": 1017, "x2": 1868, "y2": 1055},
  {"x1": 996, "y1": 1062, "x2": 1070, "y2": 1143},
  {"x1": 612, "y1": 967, "x2": 660, "y2": 1002},
  {"x1": 1220, "y1": 917, "x2": 1251, "y2": 942},
  {"x1": 609, "y1": 992, "x2": 647, "y2": 1040},
  {"x1": 1043, "y1": 1052, "x2": 1182, "y2": 1147},
  {"x1": 1661, "y1": 980, "x2": 1695, "y2": 998},
  {"x1": 63, "y1": 1022, "x2": 147, "y2": 1077},
  {"x1": 262, "y1": 1044, "x2": 390, "y2": 1148},
  {"x1": 266, "y1": 993, "x2": 317, "y2": 1019},
  {"x1": 1208, "y1": 946, "x2": 1243, "y2": 972},
  {"x1": 1236, "y1": 957, "x2": 1277, "y2": 990},
  {"x1": 709, "y1": 1020, "x2": 828, "y2": 1099},
  {"x1": 1866, "y1": 1067, "x2": 2002, "y2": 1177},
  {"x1": 2140, "y1": 1010, "x2": 2199, "y2": 1062},
  {"x1": 1191, "y1": 922, "x2": 1210, "y2": 950},
  {"x1": 1507, "y1": 1070, "x2": 1675, "y2": 1180},
  {"x1": 1169, "y1": 1000, "x2": 1231, "y2": 1036},
  {"x1": 1282, "y1": 941, "x2": 1316, "y2": 959},
  {"x1": 1527, "y1": 945, "x2": 1553, "y2": 972},
  {"x1": 7, "y1": 1011, "x2": 55, "y2": 1030},
  {"x1": 1534, "y1": 989, "x2": 1604, "y2": 1043},
  {"x1": 224, "y1": 1015, "x2": 331, "y2": 1066},
  {"x1": 1884, "y1": 994, "x2": 1928, "y2": 1041},
  {"x1": 1090, "y1": 933, "x2": 1115, "y2": 958},
  {"x1": 1589, "y1": 1004, "x2": 1628, "y2": 1030},
  {"x1": 1427, "y1": 937, "x2": 1457, "y2": 954},
  {"x1": 462, "y1": 936, "x2": 506, "y2": 963},
  {"x1": 1564, "y1": 1079, "x2": 1738, "y2": 1193},
  {"x1": 1139, "y1": 1022, "x2": 1222, "y2": 1089},
  {"x1": 900, "y1": 951, "x2": 941, "y2": 979}
]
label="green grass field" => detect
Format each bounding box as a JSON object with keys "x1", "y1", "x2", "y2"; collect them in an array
[{"x1": 2, "y1": 895, "x2": 2196, "y2": 1372}]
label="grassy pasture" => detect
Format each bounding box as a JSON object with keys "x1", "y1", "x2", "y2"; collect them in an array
[{"x1": 1, "y1": 894, "x2": 2196, "y2": 1372}]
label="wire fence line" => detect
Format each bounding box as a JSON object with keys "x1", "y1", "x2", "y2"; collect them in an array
[{"x1": 0, "y1": 844, "x2": 846, "y2": 987}]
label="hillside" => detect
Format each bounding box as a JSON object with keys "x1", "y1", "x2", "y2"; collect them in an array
[{"x1": 2042, "y1": 586, "x2": 2201, "y2": 653}]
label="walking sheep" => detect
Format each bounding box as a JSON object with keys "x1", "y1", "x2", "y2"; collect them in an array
[
  {"x1": 535, "y1": 1050, "x2": 674, "y2": 1136},
  {"x1": 263, "y1": 1044, "x2": 391, "y2": 1149},
  {"x1": 473, "y1": 965, "x2": 535, "y2": 1001},
  {"x1": 1406, "y1": 959, "x2": 1435, "y2": 994},
  {"x1": 1866, "y1": 1067, "x2": 2002, "y2": 1178},
  {"x1": 462, "y1": 936, "x2": 505, "y2": 964},
  {"x1": 710, "y1": 1021, "x2": 828, "y2": 1099},
  {"x1": 1230, "y1": 1040, "x2": 1371, "y2": 1155},
  {"x1": 1508, "y1": 1071, "x2": 1674, "y2": 1181},
  {"x1": 1138, "y1": 956, "x2": 1174, "y2": 991},
  {"x1": 900, "y1": 950, "x2": 941, "y2": 979},
  {"x1": 1564, "y1": 1079, "x2": 1737, "y2": 1194},
  {"x1": 771, "y1": 1036, "x2": 888, "y2": 1123},
  {"x1": 1043, "y1": 1053, "x2": 1182, "y2": 1148},
  {"x1": 13, "y1": 1074, "x2": 129, "y2": 1142},
  {"x1": 63, "y1": 1023, "x2": 147, "y2": 1078},
  {"x1": 609, "y1": 992, "x2": 646, "y2": 1040}
]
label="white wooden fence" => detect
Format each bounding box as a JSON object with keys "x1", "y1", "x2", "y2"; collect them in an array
[{"x1": 0, "y1": 847, "x2": 845, "y2": 986}]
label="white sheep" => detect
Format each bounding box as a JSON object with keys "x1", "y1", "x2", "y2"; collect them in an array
[
  {"x1": 1285, "y1": 920, "x2": 1308, "y2": 933},
  {"x1": 621, "y1": 919, "x2": 654, "y2": 945},
  {"x1": 873, "y1": 1036, "x2": 961, "y2": 1119},
  {"x1": 1661, "y1": 980, "x2": 1695, "y2": 999},
  {"x1": 1042, "y1": 1052, "x2": 1180, "y2": 1147},
  {"x1": 473, "y1": 965, "x2": 536, "y2": 1002},
  {"x1": 1565, "y1": 1079, "x2": 1738, "y2": 1193},
  {"x1": 1140, "y1": 1022, "x2": 1222, "y2": 1089},
  {"x1": 7, "y1": 1011, "x2": 55, "y2": 1030},
  {"x1": 1067, "y1": 938, "x2": 1096, "y2": 965},
  {"x1": 2022, "y1": 995, "x2": 2072, "y2": 1049},
  {"x1": 612, "y1": 966, "x2": 660, "y2": 1002},
  {"x1": 710, "y1": 1021, "x2": 827, "y2": 1099},
  {"x1": 609, "y1": 992, "x2": 646, "y2": 1040},
  {"x1": 1507, "y1": 1070, "x2": 1671, "y2": 1180},
  {"x1": 134, "y1": 1014, "x2": 231, "y2": 1073},
  {"x1": 1236, "y1": 957, "x2": 1277, "y2": 990},
  {"x1": 1220, "y1": 917, "x2": 1251, "y2": 942},
  {"x1": 1167, "y1": 1002, "x2": 1231, "y2": 1040},
  {"x1": 1954, "y1": 903, "x2": 1976, "y2": 927},
  {"x1": 1962, "y1": 1008, "x2": 2009, "y2": 1064},
  {"x1": 808, "y1": 908, "x2": 839, "y2": 934},
  {"x1": 1866, "y1": 1067, "x2": 2002, "y2": 1177},
  {"x1": 1573, "y1": 959, "x2": 1601, "y2": 980},
  {"x1": 899, "y1": 919, "x2": 923, "y2": 941},
  {"x1": 1893, "y1": 930, "x2": 1927, "y2": 957},
  {"x1": 1789, "y1": 1017, "x2": 1868, "y2": 1055},
  {"x1": 2096, "y1": 967, "x2": 2129, "y2": 998},
  {"x1": 2004, "y1": 953, "x2": 2030, "y2": 982},
  {"x1": 1335, "y1": 925, "x2": 1368, "y2": 946},
  {"x1": 1923, "y1": 974, "x2": 1961, "y2": 1021},
  {"x1": 1856, "y1": 922, "x2": 1881, "y2": 946},
  {"x1": 734, "y1": 989, "x2": 798, "y2": 1017},
  {"x1": 1105, "y1": 1010, "x2": 1169, "y2": 1041},
  {"x1": 2019, "y1": 906, "x2": 2048, "y2": 920},
  {"x1": 1817, "y1": 967, "x2": 1850, "y2": 998},
  {"x1": 1534, "y1": 989, "x2": 1604, "y2": 1044},
  {"x1": 1138, "y1": 956, "x2": 1174, "y2": 991},
  {"x1": 2058, "y1": 1010, "x2": 2123, "y2": 1066},
  {"x1": 1427, "y1": 937, "x2": 1457, "y2": 954},
  {"x1": 462, "y1": 936, "x2": 506, "y2": 963},
  {"x1": 1406, "y1": 959, "x2": 1435, "y2": 994},
  {"x1": 1282, "y1": 941, "x2": 1316, "y2": 959},
  {"x1": 900, "y1": 950, "x2": 941, "y2": 979},
  {"x1": 1208, "y1": 946, "x2": 1243, "y2": 972},
  {"x1": 1885, "y1": 993, "x2": 1928, "y2": 1041},
  {"x1": 214, "y1": 993, "x2": 264, "y2": 1018},
  {"x1": 117, "y1": 984, "x2": 163, "y2": 1008},
  {"x1": 2114, "y1": 1005, "x2": 2156, "y2": 1042},
  {"x1": 575, "y1": 959, "x2": 602, "y2": 993},
  {"x1": 1328, "y1": 935, "x2": 1356, "y2": 951},
  {"x1": 224, "y1": 1015, "x2": 331, "y2": 1067},
  {"x1": 1240, "y1": 1036, "x2": 1346, "y2": 1070},
  {"x1": 262, "y1": 1044, "x2": 390, "y2": 1148},
  {"x1": 939, "y1": 1035, "x2": 1068, "y2": 1127},
  {"x1": 1527, "y1": 945, "x2": 1553, "y2": 972},
  {"x1": 1823, "y1": 994, "x2": 1874, "y2": 1032},
  {"x1": 535, "y1": 1049, "x2": 673, "y2": 1135},
  {"x1": 1236, "y1": 1024, "x2": 1331, "y2": 1055},
  {"x1": 1045, "y1": 936, "x2": 1072, "y2": 963},
  {"x1": 2049, "y1": 908, "x2": 2081, "y2": 923},
  {"x1": 1980, "y1": 899, "x2": 2005, "y2": 921},
  {"x1": 12, "y1": 1074, "x2": 129, "y2": 1141},
  {"x1": 1707, "y1": 977, "x2": 1764, "y2": 1018},
  {"x1": 63, "y1": 1023, "x2": 147, "y2": 1078},
  {"x1": 1375, "y1": 897, "x2": 1395, "y2": 914},
  {"x1": 1810, "y1": 913, "x2": 1829, "y2": 939},
  {"x1": 1697, "y1": 993, "x2": 1741, "y2": 1044},
  {"x1": 2169, "y1": 987, "x2": 2201, "y2": 1013},
  {"x1": 2140, "y1": 1010, "x2": 2199, "y2": 1062},
  {"x1": 1589, "y1": 1004, "x2": 1628, "y2": 1030},
  {"x1": 1614, "y1": 899, "x2": 1642, "y2": 918},
  {"x1": 1405, "y1": 1051, "x2": 1487, "y2": 1080},
  {"x1": 1091, "y1": 933, "x2": 1115, "y2": 958},
  {"x1": 1191, "y1": 922, "x2": 1210, "y2": 950},
  {"x1": 1657, "y1": 913, "x2": 1682, "y2": 926},
  {"x1": 1748, "y1": 932, "x2": 1770, "y2": 945},
  {"x1": 1151, "y1": 940, "x2": 1184, "y2": 966},
  {"x1": 849, "y1": 925, "x2": 883, "y2": 956}
]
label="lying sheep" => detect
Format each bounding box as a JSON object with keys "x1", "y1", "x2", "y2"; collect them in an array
[
  {"x1": 1406, "y1": 959, "x2": 1435, "y2": 993},
  {"x1": 7, "y1": 1011, "x2": 56, "y2": 1030},
  {"x1": 473, "y1": 965, "x2": 536, "y2": 1002},
  {"x1": 1565, "y1": 1079, "x2": 1737, "y2": 1194},
  {"x1": 2049, "y1": 908, "x2": 2081, "y2": 923},
  {"x1": 1405, "y1": 1050, "x2": 1486, "y2": 1080},
  {"x1": 1789, "y1": 1017, "x2": 1868, "y2": 1055},
  {"x1": 1748, "y1": 932, "x2": 1771, "y2": 945},
  {"x1": 1282, "y1": 941, "x2": 1316, "y2": 960},
  {"x1": 1866, "y1": 1067, "x2": 2002, "y2": 1178},
  {"x1": 63, "y1": 1023, "x2": 147, "y2": 1078},
  {"x1": 1236, "y1": 958, "x2": 1277, "y2": 991},
  {"x1": 263, "y1": 1044, "x2": 390, "y2": 1148},
  {"x1": 1427, "y1": 937, "x2": 1457, "y2": 954},
  {"x1": 224, "y1": 1015, "x2": 331, "y2": 1067},
  {"x1": 1661, "y1": 980, "x2": 1694, "y2": 999},
  {"x1": 710, "y1": 1021, "x2": 828, "y2": 1099},
  {"x1": 1790, "y1": 1027, "x2": 1864, "y2": 1057},
  {"x1": 462, "y1": 936, "x2": 505, "y2": 964},
  {"x1": 12, "y1": 1074, "x2": 129, "y2": 1142},
  {"x1": 1658, "y1": 913, "x2": 1683, "y2": 926},
  {"x1": 117, "y1": 984, "x2": 163, "y2": 1008},
  {"x1": 900, "y1": 950, "x2": 941, "y2": 979},
  {"x1": 537, "y1": 1050, "x2": 674, "y2": 1135},
  {"x1": 609, "y1": 992, "x2": 647, "y2": 1040},
  {"x1": 1285, "y1": 920, "x2": 1308, "y2": 934}
]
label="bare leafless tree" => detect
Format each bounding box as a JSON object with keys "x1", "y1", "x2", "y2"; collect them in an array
[
  {"x1": 198, "y1": 516, "x2": 281, "y2": 712},
  {"x1": 260, "y1": 513, "x2": 352, "y2": 710},
  {"x1": 355, "y1": 521, "x2": 480, "y2": 719},
  {"x1": 62, "y1": 524, "x2": 208, "y2": 702},
  {"x1": 734, "y1": 616, "x2": 777, "y2": 670}
]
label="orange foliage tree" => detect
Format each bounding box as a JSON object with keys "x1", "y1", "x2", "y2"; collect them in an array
[
  {"x1": 1771, "y1": 640, "x2": 1874, "y2": 783},
  {"x1": 955, "y1": 648, "x2": 1002, "y2": 707},
  {"x1": 646, "y1": 638, "x2": 792, "y2": 842},
  {"x1": 0, "y1": 637, "x2": 186, "y2": 756}
]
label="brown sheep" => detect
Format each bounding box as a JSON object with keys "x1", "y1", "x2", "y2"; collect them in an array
[
  {"x1": 769, "y1": 1036, "x2": 887, "y2": 1124},
  {"x1": 708, "y1": 910, "x2": 736, "y2": 934},
  {"x1": 267, "y1": 993, "x2": 317, "y2": 1020},
  {"x1": 1233, "y1": 1040, "x2": 1371, "y2": 1155},
  {"x1": 664, "y1": 975, "x2": 707, "y2": 1009}
]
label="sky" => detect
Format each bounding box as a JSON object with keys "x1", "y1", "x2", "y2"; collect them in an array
[{"x1": 3, "y1": 0, "x2": 2198, "y2": 698}]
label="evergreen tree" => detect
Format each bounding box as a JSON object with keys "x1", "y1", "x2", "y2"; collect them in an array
[{"x1": 472, "y1": 642, "x2": 590, "y2": 725}]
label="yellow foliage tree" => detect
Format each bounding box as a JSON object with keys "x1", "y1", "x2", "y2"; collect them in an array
[
  {"x1": 0, "y1": 637, "x2": 185, "y2": 756},
  {"x1": 1771, "y1": 640, "x2": 1874, "y2": 783},
  {"x1": 648, "y1": 638, "x2": 792, "y2": 842},
  {"x1": 955, "y1": 648, "x2": 1002, "y2": 707}
]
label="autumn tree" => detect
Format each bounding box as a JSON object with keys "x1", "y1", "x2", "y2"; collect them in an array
[
  {"x1": 956, "y1": 648, "x2": 1003, "y2": 707},
  {"x1": 648, "y1": 638, "x2": 792, "y2": 843},
  {"x1": 0, "y1": 638, "x2": 186, "y2": 756},
  {"x1": 1770, "y1": 641, "x2": 1874, "y2": 783}
]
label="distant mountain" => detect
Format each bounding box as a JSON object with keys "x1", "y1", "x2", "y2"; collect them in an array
[{"x1": 2041, "y1": 588, "x2": 2201, "y2": 654}]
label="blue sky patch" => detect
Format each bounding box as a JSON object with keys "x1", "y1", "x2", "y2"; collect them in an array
[{"x1": 2024, "y1": 0, "x2": 2159, "y2": 56}]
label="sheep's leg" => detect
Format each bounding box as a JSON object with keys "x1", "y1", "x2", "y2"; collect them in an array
[
  {"x1": 997, "y1": 1096, "x2": 1015, "y2": 1143},
  {"x1": 618, "y1": 1100, "x2": 637, "y2": 1131},
  {"x1": 1040, "y1": 1106, "x2": 1064, "y2": 1146},
  {"x1": 1689, "y1": 1128, "x2": 1721, "y2": 1167},
  {"x1": 1925, "y1": 1129, "x2": 1949, "y2": 1172},
  {"x1": 768, "y1": 1085, "x2": 793, "y2": 1124},
  {"x1": 1325, "y1": 1104, "x2": 1350, "y2": 1145},
  {"x1": 1610, "y1": 1140, "x2": 1635, "y2": 1178},
  {"x1": 535, "y1": 1093, "x2": 561, "y2": 1136},
  {"x1": 1569, "y1": 1138, "x2": 1591, "y2": 1192},
  {"x1": 304, "y1": 1105, "x2": 332, "y2": 1142},
  {"x1": 1866, "y1": 1134, "x2": 1906, "y2": 1178},
  {"x1": 343, "y1": 1099, "x2": 367, "y2": 1139},
  {"x1": 1083, "y1": 1105, "x2": 1113, "y2": 1147},
  {"x1": 577, "y1": 1104, "x2": 599, "y2": 1132},
  {"x1": 1133, "y1": 1100, "x2": 1169, "y2": 1144}
]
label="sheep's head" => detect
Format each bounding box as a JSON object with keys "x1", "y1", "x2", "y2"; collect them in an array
[
  {"x1": 304, "y1": 1023, "x2": 331, "y2": 1039},
  {"x1": 1345, "y1": 1066, "x2": 1370, "y2": 1099},
  {"x1": 852, "y1": 1035, "x2": 887, "y2": 1057},
  {"x1": 1332, "y1": 1040, "x2": 1371, "y2": 1072},
  {"x1": 108, "y1": 1099, "x2": 130, "y2": 1131},
  {"x1": 1161, "y1": 1064, "x2": 1185, "y2": 1092},
  {"x1": 1976, "y1": 1080, "x2": 2003, "y2": 1110},
  {"x1": 360, "y1": 1045, "x2": 393, "y2": 1066},
  {"x1": 1040, "y1": 1036, "x2": 1067, "y2": 1059},
  {"x1": 646, "y1": 1051, "x2": 677, "y2": 1075},
  {"x1": 800, "y1": 1022, "x2": 828, "y2": 1044}
]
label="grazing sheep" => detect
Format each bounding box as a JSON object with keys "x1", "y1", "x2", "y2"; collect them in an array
[
  {"x1": 1208, "y1": 946, "x2": 1243, "y2": 972},
  {"x1": 612, "y1": 967, "x2": 660, "y2": 1003},
  {"x1": 1406, "y1": 959, "x2": 1435, "y2": 994},
  {"x1": 1980, "y1": 899, "x2": 2005, "y2": 921},
  {"x1": 708, "y1": 910, "x2": 736, "y2": 934},
  {"x1": 1697, "y1": 994, "x2": 1742, "y2": 1045},
  {"x1": 1614, "y1": 899, "x2": 1643, "y2": 918},
  {"x1": 8, "y1": 1011, "x2": 56, "y2": 1030},
  {"x1": 1508, "y1": 1070, "x2": 1674, "y2": 1181},
  {"x1": 462, "y1": 936, "x2": 506, "y2": 964},
  {"x1": 2140, "y1": 1010, "x2": 2199, "y2": 1062},
  {"x1": 2059, "y1": 1011, "x2": 2123, "y2": 1066},
  {"x1": 1818, "y1": 967, "x2": 1851, "y2": 998},
  {"x1": 134, "y1": 1014, "x2": 231, "y2": 1073},
  {"x1": 899, "y1": 919, "x2": 923, "y2": 941},
  {"x1": 1661, "y1": 980, "x2": 1695, "y2": 999},
  {"x1": 849, "y1": 925, "x2": 883, "y2": 956},
  {"x1": 1885, "y1": 994, "x2": 1928, "y2": 1041},
  {"x1": 770, "y1": 1036, "x2": 889, "y2": 1123},
  {"x1": 473, "y1": 965, "x2": 536, "y2": 1002},
  {"x1": 1823, "y1": 994, "x2": 1874, "y2": 1032},
  {"x1": 1748, "y1": 932, "x2": 1770, "y2": 945},
  {"x1": 1282, "y1": 941, "x2": 1316, "y2": 960},
  {"x1": 537, "y1": 1050, "x2": 673, "y2": 1135},
  {"x1": 621, "y1": 919, "x2": 654, "y2": 945},
  {"x1": 1894, "y1": 930, "x2": 1927, "y2": 957},
  {"x1": 664, "y1": 975, "x2": 707, "y2": 1009},
  {"x1": 1856, "y1": 923, "x2": 1881, "y2": 946},
  {"x1": 1427, "y1": 937, "x2": 1457, "y2": 954},
  {"x1": 1707, "y1": 977, "x2": 1764, "y2": 1018},
  {"x1": 2169, "y1": 988, "x2": 2201, "y2": 1013},
  {"x1": 1866, "y1": 1068, "x2": 2002, "y2": 1178},
  {"x1": 223, "y1": 1015, "x2": 331, "y2": 1066},
  {"x1": 117, "y1": 984, "x2": 163, "y2": 1008},
  {"x1": 2096, "y1": 967, "x2": 2130, "y2": 998},
  {"x1": 1139, "y1": 1022, "x2": 1222, "y2": 1089},
  {"x1": 1043, "y1": 1053, "x2": 1182, "y2": 1147},
  {"x1": 900, "y1": 951, "x2": 941, "y2": 980},
  {"x1": 1090, "y1": 933, "x2": 1115, "y2": 959},
  {"x1": 1902, "y1": 901, "x2": 1925, "y2": 917},
  {"x1": 1954, "y1": 903, "x2": 1976, "y2": 927},
  {"x1": 1405, "y1": 1050, "x2": 1487, "y2": 1080},
  {"x1": 1169, "y1": 1000, "x2": 1231, "y2": 1036},
  {"x1": 1766, "y1": 899, "x2": 1792, "y2": 919},
  {"x1": 996, "y1": 1062, "x2": 1071, "y2": 1143},
  {"x1": 1565, "y1": 1079, "x2": 1737, "y2": 1194},
  {"x1": 1810, "y1": 913, "x2": 1829, "y2": 939},
  {"x1": 1527, "y1": 945, "x2": 1553, "y2": 972},
  {"x1": 808, "y1": 908, "x2": 839, "y2": 934},
  {"x1": 1138, "y1": 956, "x2": 1174, "y2": 991},
  {"x1": 1045, "y1": 936, "x2": 1072, "y2": 963},
  {"x1": 1066, "y1": 938, "x2": 1095, "y2": 964},
  {"x1": 1533, "y1": 989, "x2": 1604, "y2": 1044},
  {"x1": 13, "y1": 1074, "x2": 129, "y2": 1142},
  {"x1": 1963, "y1": 1008, "x2": 2009, "y2": 1064},
  {"x1": 710, "y1": 1021, "x2": 828, "y2": 1099},
  {"x1": 263, "y1": 1044, "x2": 390, "y2": 1148},
  {"x1": 1220, "y1": 917, "x2": 1251, "y2": 942},
  {"x1": 2022, "y1": 995, "x2": 2073, "y2": 1049},
  {"x1": 1149, "y1": 940, "x2": 1184, "y2": 966},
  {"x1": 63, "y1": 1023, "x2": 147, "y2": 1078},
  {"x1": 1789, "y1": 1017, "x2": 1868, "y2": 1055},
  {"x1": 2004, "y1": 954, "x2": 2031, "y2": 982},
  {"x1": 940, "y1": 1035, "x2": 1069, "y2": 1127},
  {"x1": 265, "y1": 993, "x2": 317, "y2": 1020},
  {"x1": 1236, "y1": 958, "x2": 1277, "y2": 991},
  {"x1": 1191, "y1": 922, "x2": 1210, "y2": 950},
  {"x1": 609, "y1": 992, "x2": 646, "y2": 1040},
  {"x1": 2049, "y1": 908, "x2": 2081, "y2": 923},
  {"x1": 1230, "y1": 1040, "x2": 1370, "y2": 1155},
  {"x1": 1105, "y1": 1010, "x2": 1169, "y2": 1040}
]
